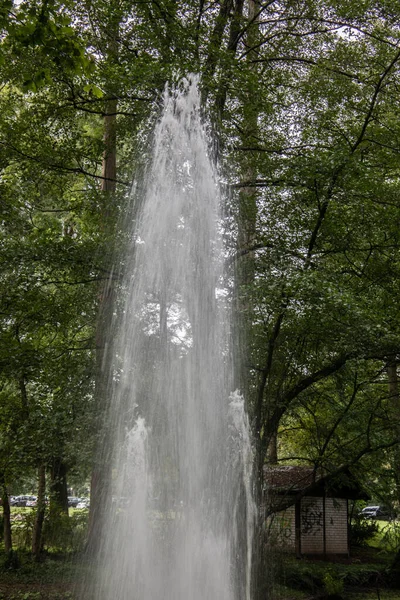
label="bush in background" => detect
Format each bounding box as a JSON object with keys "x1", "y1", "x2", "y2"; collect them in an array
[{"x1": 349, "y1": 515, "x2": 379, "y2": 547}]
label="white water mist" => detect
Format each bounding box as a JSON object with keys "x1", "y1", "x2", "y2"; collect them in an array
[{"x1": 91, "y1": 76, "x2": 255, "y2": 600}]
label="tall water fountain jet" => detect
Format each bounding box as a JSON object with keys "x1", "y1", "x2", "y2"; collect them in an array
[{"x1": 92, "y1": 77, "x2": 255, "y2": 600}]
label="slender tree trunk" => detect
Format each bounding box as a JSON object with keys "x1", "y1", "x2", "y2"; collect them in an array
[
  {"x1": 101, "y1": 100, "x2": 117, "y2": 191},
  {"x1": 202, "y1": 0, "x2": 234, "y2": 103},
  {"x1": 214, "y1": 0, "x2": 245, "y2": 122},
  {"x1": 1, "y1": 475, "x2": 12, "y2": 553},
  {"x1": 32, "y1": 464, "x2": 46, "y2": 559}
]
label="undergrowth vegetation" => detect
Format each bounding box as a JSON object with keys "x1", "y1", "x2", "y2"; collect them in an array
[
  {"x1": 349, "y1": 516, "x2": 379, "y2": 548},
  {"x1": 267, "y1": 546, "x2": 397, "y2": 599},
  {"x1": 1, "y1": 509, "x2": 88, "y2": 555},
  {"x1": 0, "y1": 551, "x2": 87, "y2": 600}
]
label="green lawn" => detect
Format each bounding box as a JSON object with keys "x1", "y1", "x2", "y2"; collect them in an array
[{"x1": 368, "y1": 520, "x2": 400, "y2": 553}]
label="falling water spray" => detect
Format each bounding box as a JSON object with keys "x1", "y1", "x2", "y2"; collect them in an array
[{"x1": 88, "y1": 76, "x2": 255, "y2": 600}]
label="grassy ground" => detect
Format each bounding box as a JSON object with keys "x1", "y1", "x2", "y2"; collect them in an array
[{"x1": 369, "y1": 520, "x2": 400, "y2": 553}]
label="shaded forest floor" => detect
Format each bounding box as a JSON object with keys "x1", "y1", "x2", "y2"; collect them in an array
[
  {"x1": 0, "y1": 553, "x2": 85, "y2": 600},
  {"x1": 269, "y1": 546, "x2": 400, "y2": 599},
  {"x1": 0, "y1": 547, "x2": 399, "y2": 599}
]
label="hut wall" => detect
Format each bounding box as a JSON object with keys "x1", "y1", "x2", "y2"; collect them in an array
[
  {"x1": 300, "y1": 497, "x2": 324, "y2": 553},
  {"x1": 325, "y1": 498, "x2": 348, "y2": 554},
  {"x1": 266, "y1": 504, "x2": 296, "y2": 551}
]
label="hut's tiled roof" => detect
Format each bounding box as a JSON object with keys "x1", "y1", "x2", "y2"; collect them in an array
[
  {"x1": 263, "y1": 465, "x2": 368, "y2": 500},
  {"x1": 263, "y1": 465, "x2": 317, "y2": 491}
]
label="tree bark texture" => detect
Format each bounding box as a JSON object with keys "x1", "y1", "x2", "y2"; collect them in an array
[
  {"x1": 50, "y1": 457, "x2": 69, "y2": 514},
  {"x1": 235, "y1": 4, "x2": 266, "y2": 600},
  {"x1": 87, "y1": 92, "x2": 118, "y2": 555},
  {"x1": 32, "y1": 464, "x2": 46, "y2": 559},
  {"x1": 387, "y1": 359, "x2": 400, "y2": 505},
  {"x1": 1, "y1": 475, "x2": 12, "y2": 553},
  {"x1": 233, "y1": 0, "x2": 259, "y2": 398},
  {"x1": 266, "y1": 431, "x2": 278, "y2": 465},
  {"x1": 101, "y1": 99, "x2": 117, "y2": 191}
]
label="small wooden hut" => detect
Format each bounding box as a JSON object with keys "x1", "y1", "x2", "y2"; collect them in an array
[{"x1": 264, "y1": 466, "x2": 368, "y2": 558}]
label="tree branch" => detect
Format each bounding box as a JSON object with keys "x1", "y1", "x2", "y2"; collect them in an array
[{"x1": 0, "y1": 141, "x2": 130, "y2": 187}]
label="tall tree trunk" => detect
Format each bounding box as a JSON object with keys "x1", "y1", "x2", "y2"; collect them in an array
[
  {"x1": 386, "y1": 359, "x2": 400, "y2": 585},
  {"x1": 388, "y1": 359, "x2": 400, "y2": 505},
  {"x1": 239, "y1": 6, "x2": 265, "y2": 599},
  {"x1": 1, "y1": 474, "x2": 12, "y2": 553},
  {"x1": 214, "y1": 0, "x2": 245, "y2": 122},
  {"x1": 202, "y1": 0, "x2": 234, "y2": 103},
  {"x1": 86, "y1": 96, "x2": 117, "y2": 554},
  {"x1": 49, "y1": 457, "x2": 69, "y2": 514},
  {"x1": 233, "y1": 0, "x2": 259, "y2": 397},
  {"x1": 32, "y1": 464, "x2": 46, "y2": 559},
  {"x1": 86, "y1": 8, "x2": 119, "y2": 548}
]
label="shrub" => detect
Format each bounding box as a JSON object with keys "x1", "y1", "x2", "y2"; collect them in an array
[
  {"x1": 323, "y1": 571, "x2": 344, "y2": 596},
  {"x1": 12, "y1": 511, "x2": 35, "y2": 550},
  {"x1": 1, "y1": 549, "x2": 21, "y2": 571},
  {"x1": 43, "y1": 509, "x2": 88, "y2": 553},
  {"x1": 379, "y1": 521, "x2": 400, "y2": 553},
  {"x1": 9, "y1": 508, "x2": 89, "y2": 554},
  {"x1": 349, "y1": 515, "x2": 379, "y2": 547}
]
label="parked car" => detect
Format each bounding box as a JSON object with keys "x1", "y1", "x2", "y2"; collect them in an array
[
  {"x1": 10, "y1": 495, "x2": 35, "y2": 507},
  {"x1": 26, "y1": 497, "x2": 37, "y2": 507},
  {"x1": 76, "y1": 499, "x2": 89, "y2": 509},
  {"x1": 359, "y1": 505, "x2": 393, "y2": 520},
  {"x1": 10, "y1": 496, "x2": 25, "y2": 507},
  {"x1": 68, "y1": 496, "x2": 81, "y2": 507}
]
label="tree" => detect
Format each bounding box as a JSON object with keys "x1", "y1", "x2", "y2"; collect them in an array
[{"x1": 224, "y1": 0, "x2": 400, "y2": 471}]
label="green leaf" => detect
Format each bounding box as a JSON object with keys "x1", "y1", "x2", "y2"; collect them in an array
[{"x1": 83, "y1": 84, "x2": 104, "y2": 98}]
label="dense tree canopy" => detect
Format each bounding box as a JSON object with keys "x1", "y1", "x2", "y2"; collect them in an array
[{"x1": 1, "y1": 0, "x2": 400, "y2": 581}]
